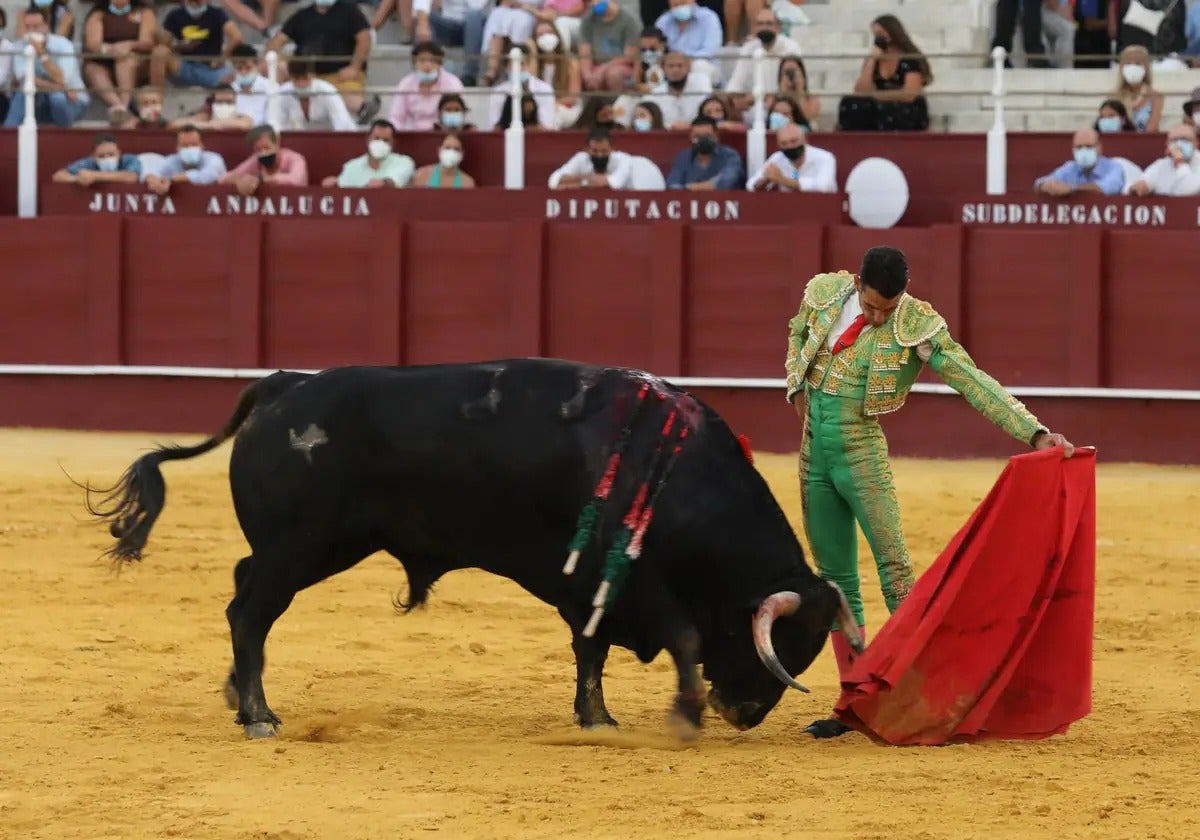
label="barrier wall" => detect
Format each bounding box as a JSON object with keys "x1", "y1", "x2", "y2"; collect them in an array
[{"x1": 0, "y1": 128, "x2": 1176, "y2": 224}]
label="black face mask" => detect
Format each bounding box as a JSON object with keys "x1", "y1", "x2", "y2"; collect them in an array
[
  {"x1": 594, "y1": 120, "x2": 616, "y2": 131},
  {"x1": 667, "y1": 76, "x2": 687, "y2": 90},
  {"x1": 693, "y1": 136, "x2": 717, "y2": 155},
  {"x1": 782, "y1": 145, "x2": 805, "y2": 161},
  {"x1": 257, "y1": 152, "x2": 277, "y2": 169},
  {"x1": 756, "y1": 30, "x2": 776, "y2": 47},
  {"x1": 873, "y1": 35, "x2": 889, "y2": 49},
  {"x1": 590, "y1": 155, "x2": 610, "y2": 173}
]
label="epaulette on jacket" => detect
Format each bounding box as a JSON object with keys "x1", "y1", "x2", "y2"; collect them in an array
[
  {"x1": 892, "y1": 294, "x2": 947, "y2": 347},
  {"x1": 802, "y1": 271, "x2": 855, "y2": 311}
]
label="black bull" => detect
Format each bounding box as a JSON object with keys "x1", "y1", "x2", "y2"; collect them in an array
[{"x1": 87, "y1": 359, "x2": 860, "y2": 739}]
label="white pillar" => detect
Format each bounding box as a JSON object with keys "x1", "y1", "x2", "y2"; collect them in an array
[
  {"x1": 18, "y1": 44, "x2": 39, "y2": 218},
  {"x1": 745, "y1": 46, "x2": 767, "y2": 181},
  {"x1": 986, "y1": 46, "x2": 1007, "y2": 196},
  {"x1": 504, "y1": 47, "x2": 525, "y2": 189},
  {"x1": 265, "y1": 50, "x2": 281, "y2": 133}
]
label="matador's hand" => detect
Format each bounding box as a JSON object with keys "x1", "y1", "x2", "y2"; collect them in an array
[
  {"x1": 1033, "y1": 431, "x2": 1075, "y2": 458},
  {"x1": 792, "y1": 395, "x2": 804, "y2": 418}
]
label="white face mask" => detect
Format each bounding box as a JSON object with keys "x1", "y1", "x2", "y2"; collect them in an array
[
  {"x1": 439, "y1": 148, "x2": 462, "y2": 169},
  {"x1": 536, "y1": 33, "x2": 560, "y2": 52},
  {"x1": 367, "y1": 139, "x2": 391, "y2": 160},
  {"x1": 1121, "y1": 63, "x2": 1146, "y2": 85},
  {"x1": 212, "y1": 102, "x2": 237, "y2": 120}
]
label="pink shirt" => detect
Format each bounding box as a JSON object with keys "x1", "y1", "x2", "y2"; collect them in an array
[
  {"x1": 386, "y1": 70, "x2": 465, "y2": 131},
  {"x1": 544, "y1": 0, "x2": 581, "y2": 13},
  {"x1": 221, "y1": 148, "x2": 309, "y2": 186}
]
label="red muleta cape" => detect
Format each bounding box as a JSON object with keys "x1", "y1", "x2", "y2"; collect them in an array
[{"x1": 834, "y1": 447, "x2": 1096, "y2": 746}]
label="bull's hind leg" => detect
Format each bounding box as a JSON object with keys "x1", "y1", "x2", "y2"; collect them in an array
[
  {"x1": 571, "y1": 634, "x2": 617, "y2": 729},
  {"x1": 223, "y1": 556, "x2": 252, "y2": 711}
]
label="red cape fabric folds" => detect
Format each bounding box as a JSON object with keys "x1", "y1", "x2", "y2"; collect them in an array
[{"x1": 834, "y1": 447, "x2": 1096, "y2": 745}]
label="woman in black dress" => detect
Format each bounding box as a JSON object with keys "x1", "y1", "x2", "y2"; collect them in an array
[{"x1": 837, "y1": 14, "x2": 932, "y2": 132}]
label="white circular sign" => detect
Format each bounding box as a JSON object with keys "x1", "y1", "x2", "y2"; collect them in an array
[{"x1": 845, "y1": 157, "x2": 910, "y2": 229}]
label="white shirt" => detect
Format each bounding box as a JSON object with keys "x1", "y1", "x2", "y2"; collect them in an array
[
  {"x1": 650, "y1": 72, "x2": 714, "y2": 126},
  {"x1": 234, "y1": 75, "x2": 278, "y2": 127},
  {"x1": 412, "y1": 0, "x2": 490, "y2": 20},
  {"x1": 747, "y1": 145, "x2": 837, "y2": 192},
  {"x1": 488, "y1": 76, "x2": 556, "y2": 130},
  {"x1": 1138, "y1": 154, "x2": 1200, "y2": 196},
  {"x1": 278, "y1": 78, "x2": 359, "y2": 132},
  {"x1": 0, "y1": 39, "x2": 13, "y2": 91},
  {"x1": 548, "y1": 150, "x2": 634, "y2": 189},
  {"x1": 827, "y1": 291, "x2": 870, "y2": 351},
  {"x1": 725, "y1": 34, "x2": 803, "y2": 95}
]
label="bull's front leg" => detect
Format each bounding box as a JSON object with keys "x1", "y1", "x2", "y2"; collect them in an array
[
  {"x1": 571, "y1": 634, "x2": 618, "y2": 728},
  {"x1": 663, "y1": 622, "x2": 705, "y2": 740}
]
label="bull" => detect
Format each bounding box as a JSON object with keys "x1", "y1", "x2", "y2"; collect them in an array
[{"x1": 87, "y1": 360, "x2": 860, "y2": 739}]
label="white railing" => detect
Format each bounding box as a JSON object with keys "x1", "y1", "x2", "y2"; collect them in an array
[
  {"x1": 745, "y1": 47, "x2": 767, "y2": 179},
  {"x1": 18, "y1": 44, "x2": 38, "y2": 219},
  {"x1": 987, "y1": 46, "x2": 1007, "y2": 195},
  {"x1": 266, "y1": 50, "x2": 281, "y2": 133},
  {"x1": 504, "y1": 47, "x2": 524, "y2": 189}
]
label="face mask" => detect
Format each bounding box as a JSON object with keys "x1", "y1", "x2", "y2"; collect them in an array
[
  {"x1": 34, "y1": 0, "x2": 53, "y2": 7},
  {"x1": 642, "y1": 49, "x2": 662, "y2": 65},
  {"x1": 235, "y1": 72, "x2": 258, "y2": 88},
  {"x1": 440, "y1": 110, "x2": 464, "y2": 128},
  {"x1": 140, "y1": 106, "x2": 163, "y2": 122},
  {"x1": 415, "y1": 69, "x2": 439, "y2": 83},
  {"x1": 258, "y1": 151, "x2": 278, "y2": 169},
  {"x1": 633, "y1": 117, "x2": 652, "y2": 131},
  {"x1": 27, "y1": 32, "x2": 46, "y2": 43},
  {"x1": 314, "y1": 0, "x2": 336, "y2": 6},
  {"x1": 768, "y1": 112, "x2": 789, "y2": 130},
  {"x1": 670, "y1": 3, "x2": 694, "y2": 22},
  {"x1": 873, "y1": 35, "x2": 889, "y2": 49},
  {"x1": 179, "y1": 146, "x2": 203, "y2": 166},
  {"x1": 185, "y1": 3, "x2": 207, "y2": 17},
  {"x1": 667, "y1": 76, "x2": 686, "y2": 90},
  {"x1": 592, "y1": 0, "x2": 609, "y2": 15},
  {"x1": 109, "y1": 4, "x2": 131, "y2": 14},
  {"x1": 536, "y1": 33, "x2": 560, "y2": 52},
  {"x1": 519, "y1": 70, "x2": 531, "y2": 84},
  {"x1": 590, "y1": 155, "x2": 610, "y2": 173},
  {"x1": 212, "y1": 102, "x2": 237, "y2": 120},
  {"x1": 1121, "y1": 64, "x2": 1146, "y2": 85},
  {"x1": 95, "y1": 156, "x2": 119, "y2": 172},
  {"x1": 757, "y1": 30, "x2": 776, "y2": 48},
  {"x1": 368, "y1": 139, "x2": 391, "y2": 160},
  {"x1": 782, "y1": 145, "x2": 805, "y2": 161},
  {"x1": 293, "y1": 85, "x2": 312, "y2": 98},
  {"x1": 1174, "y1": 139, "x2": 1195, "y2": 161},
  {"x1": 1073, "y1": 147, "x2": 1097, "y2": 169},
  {"x1": 1096, "y1": 116, "x2": 1122, "y2": 133},
  {"x1": 595, "y1": 119, "x2": 616, "y2": 131},
  {"x1": 693, "y1": 136, "x2": 716, "y2": 155},
  {"x1": 439, "y1": 148, "x2": 462, "y2": 169}
]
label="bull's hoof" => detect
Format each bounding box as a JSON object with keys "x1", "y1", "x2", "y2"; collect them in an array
[
  {"x1": 223, "y1": 678, "x2": 238, "y2": 711},
  {"x1": 804, "y1": 718, "x2": 850, "y2": 739},
  {"x1": 243, "y1": 721, "x2": 278, "y2": 740},
  {"x1": 667, "y1": 710, "x2": 701, "y2": 742},
  {"x1": 574, "y1": 711, "x2": 619, "y2": 730}
]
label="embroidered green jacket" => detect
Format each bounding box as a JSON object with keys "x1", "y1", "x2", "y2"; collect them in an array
[{"x1": 785, "y1": 271, "x2": 1046, "y2": 445}]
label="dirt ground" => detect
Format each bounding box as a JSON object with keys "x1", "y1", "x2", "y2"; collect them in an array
[{"x1": 0, "y1": 428, "x2": 1196, "y2": 840}]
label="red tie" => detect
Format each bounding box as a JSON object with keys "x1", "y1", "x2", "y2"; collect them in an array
[{"x1": 831, "y1": 314, "x2": 868, "y2": 355}]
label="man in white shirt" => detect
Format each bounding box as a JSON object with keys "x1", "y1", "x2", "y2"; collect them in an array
[
  {"x1": 726, "y1": 9, "x2": 801, "y2": 113},
  {"x1": 487, "y1": 44, "x2": 556, "y2": 130},
  {"x1": 548, "y1": 127, "x2": 634, "y2": 189},
  {"x1": 650, "y1": 52, "x2": 713, "y2": 129},
  {"x1": 747, "y1": 122, "x2": 836, "y2": 192},
  {"x1": 278, "y1": 58, "x2": 359, "y2": 132},
  {"x1": 231, "y1": 44, "x2": 277, "y2": 127},
  {"x1": 1128, "y1": 123, "x2": 1200, "y2": 197}
]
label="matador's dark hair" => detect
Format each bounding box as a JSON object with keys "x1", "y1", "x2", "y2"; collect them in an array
[{"x1": 859, "y1": 246, "x2": 909, "y2": 298}]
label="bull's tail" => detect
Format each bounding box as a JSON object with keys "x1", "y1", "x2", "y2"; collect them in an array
[{"x1": 84, "y1": 375, "x2": 279, "y2": 564}]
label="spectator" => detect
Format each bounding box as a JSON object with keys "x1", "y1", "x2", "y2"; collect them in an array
[
  {"x1": 771, "y1": 0, "x2": 809, "y2": 38},
  {"x1": 230, "y1": 44, "x2": 276, "y2": 127},
  {"x1": 1033, "y1": 128, "x2": 1124, "y2": 196},
  {"x1": 52, "y1": 132, "x2": 141, "y2": 187},
  {"x1": 631, "y1": 100, "x2": 665, "y2": 130},
  {"x1": 770, "y1": 55, "x2": 819, "y2": 127},
  {"x1": 488, "y1": 44, "x2": 555, "y2": 130},
  {"x1": 82, "y1": 0, "x2": 156, "y2": 125},
  {"x1": 1186, "y1": 2, "x2": 1200, "y2": 65},
  {"x1": 1112, "y1": 45, "x2": 1162, "y2": 133},
  {"x1": 267, "y1": 0, "x2": 376, "y2": 123},
  {"x1": 991, "y1": 0, "x2": 1045, "y2": 68},
  {"x1": 572, "y1": 94, "x2": 617, "y2": 130},
  {"x1": 1094, "y1": 98, "x2": 1134, "y2": 133},
  {"x1": 665, "y1": 115, "x2": 745, "y2": 190},
  {"x1": 767, "y1": 94, "x2": 807, "y2": 130},
  {"x1": 636, "y1": 26, "x2": 668, "y2": 91},
  {"x1": 839, "y1": 14, "x2": 931, "y2": 132},
  {"x1": 322, "y1": 120, "x2": 416, "y2": 188},
  {"x1": 1073, "y1": 0, "x2": 1112, "y2": 69},
  {"x1": 479, "y1": 0, "x2": 563, "y2": 85},
  {"x1": 125, "y1": 85, "x2": 167, "y2": 129},
  {"x1": 3, "y1": 8, "x2": 89, "y2": 127},
  {"x1": 410, "y1": 0, "x2": 487, "y2": 85},
  {"x1": 220, "y1": 124, "x2": 309, "y2": 196},
  {"x1": 654, "y1": 0, "x2": 723, "y2": 85},
  {"x1": 1185, "y1": 87, "x2": 1200, "y2": 129},
  {"x1": 17, "y1": 0, "x2": 75, "y2": 40},
  {"x1": 531, "y1": 20, "x2": 584, "y2": 129},
  {"x1": 386, "y1": 42, "x2": 463, "y2": 131},
  {"x1": 434, "y1": 92, "x2": 476, "y2": 130},
  {"x1": 650, "y1": 51, "x2": 712, "y2": 129},
  {"x1": 145, "y1": 124, "x2": 227, "y2": 195},
  {"x1": 151, "y1": 0, "x2": 241, "y2": 92},
  {"x1": 0, "y1": 10, "x2": 10, "y2": 121},
  {"x1": 1041, "y1": 0, "x2": 1074, "y2": 67},
  {"x1": 171, "y1": 87, "x2": 253, "y2": 130},
  {"x1": 278, "y1": 58, "x2": 359, "y2": 131},
  {"x1": 496, "y1": 92, "x2": 542, "y2": 129},
  {"x1": 698, "y1": 94, "x2": 746, "y2": 132},
  {"x1": 1128, "y1": 124, "x2": 1200, "y2": 197},
  {"x1": 549, "y1": 0, "x2": 588, "y2": 53},
  {"x1": 412, "y1": 132, "x2": 477, "y2": 188},
  {"x1": 549, "y1": 126, "x2": 633, "y2": 188},
  {"x1": 747, "y1": 122, "x2": 835, "y2": 192},
  {"x1": 221, "y1": 0, "x2": 281, "y2": 38},
  {"x1": 578, "y1": 0, "x2": 641, "y2": 92},
  {"x1": 726, "y1": 8, "x2": 801, "y2": 112}
]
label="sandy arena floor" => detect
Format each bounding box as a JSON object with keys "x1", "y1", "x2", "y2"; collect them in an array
[{"x1": 0, "y1": 428, "x2": 1196, "y2": 839}]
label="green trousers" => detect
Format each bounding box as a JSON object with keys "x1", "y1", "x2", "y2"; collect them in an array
[{"x1": 799, "y1": 390, "x2": 915, "y2": 627}]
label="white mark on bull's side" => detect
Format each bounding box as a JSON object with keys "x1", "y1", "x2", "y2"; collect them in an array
[{"x1": 288, "y1": 424, "x2": 329, "y2": 464}]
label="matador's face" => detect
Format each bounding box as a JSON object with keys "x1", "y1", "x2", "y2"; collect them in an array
[{"x1": 855, "y1": 279, "x2": 903, "y2": 328}]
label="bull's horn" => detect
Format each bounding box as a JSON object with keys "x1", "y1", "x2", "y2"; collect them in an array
[
  {"x1": 751, "y1": 591, "x2": 810, "y2": 694},
  {"x1": 828, "y1": 581, "x2": 865, "y2": 654}
]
